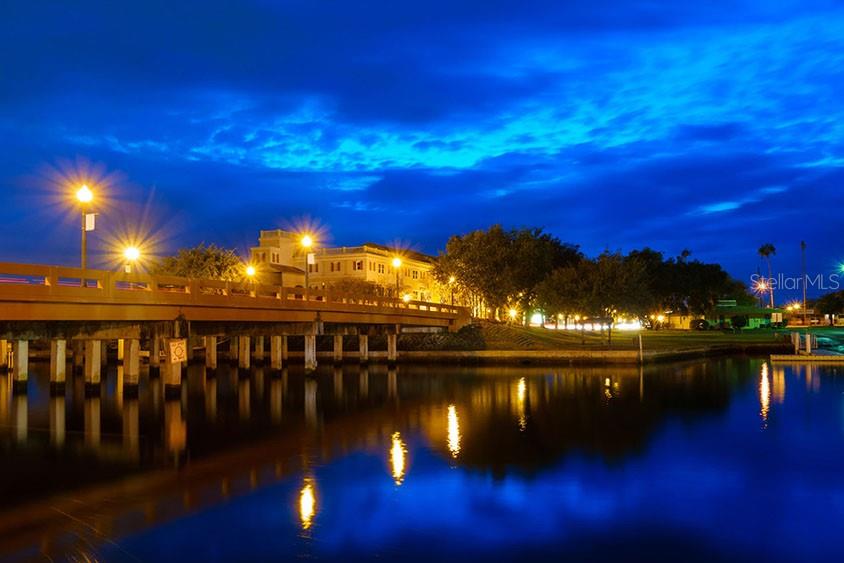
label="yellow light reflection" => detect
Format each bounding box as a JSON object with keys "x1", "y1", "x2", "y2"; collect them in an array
[
  {"x1": 517, "y1": 377, "x2": 527, "y2": 431},
  {"x1": 299, "y1": 479, "x2": 316, "y2": 530},
  {"x1": 759, "y1": 362, "x2": 770, "y2": 428},
  {"x1": 447, "y1": 404, "x2": 461, "y2": 459},
  {"x1": 390, "y1": 431, "x2": 407, "y2": 485}
]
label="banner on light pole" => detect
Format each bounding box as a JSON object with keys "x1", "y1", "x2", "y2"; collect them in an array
[{"x1": 84, "y1": 213, "x2": 96, "y2": 232}]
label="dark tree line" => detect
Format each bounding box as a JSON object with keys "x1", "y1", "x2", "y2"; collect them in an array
[{"x1": 435, "y1": 225, "x2": 752, "y2": 326}]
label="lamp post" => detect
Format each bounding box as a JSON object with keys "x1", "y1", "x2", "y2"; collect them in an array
[
  {"x1": 76, "y1": 185, "x2": 93, "y2": 286},
  {"x1": 301, "y1": 234, "x2": 314, "y2": 293},
  {"x1": 392, "y1": 257, "x2": 402, "y2": 297},
  {"x1": 448, "y1": 275, "x2": 456, "y2": 306},
  {"x1": 801, "y1": 241, "x2": 808, "y2": 326}
]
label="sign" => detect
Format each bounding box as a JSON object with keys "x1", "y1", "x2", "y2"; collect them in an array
[
  {"x1": 168, "y1": 339, "x2": 188, "y2": 364},
  {"x1": 307, "y1": 252, "x2": 316, "y2": 265},
  {"x1": 84, "y1": 213, "x2": 96, "y2": 232}
]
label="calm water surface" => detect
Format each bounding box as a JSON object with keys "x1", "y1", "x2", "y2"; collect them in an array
[{"x1": 1, "y1": 358, "x2": 843, "y2": 562}]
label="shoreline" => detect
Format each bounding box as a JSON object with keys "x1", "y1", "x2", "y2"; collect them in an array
[{"x1": 288, "y1": 343, "x2": 792, "y2": 366}]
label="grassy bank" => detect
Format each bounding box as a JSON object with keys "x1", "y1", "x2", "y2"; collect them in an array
[{"x1": 398, "y1": 322, "x2": 793, "y2": 354}]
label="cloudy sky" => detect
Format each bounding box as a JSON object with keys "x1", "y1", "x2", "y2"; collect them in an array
[{"x1": 2, "y1": 1, "x2": 842, "y2": 294}]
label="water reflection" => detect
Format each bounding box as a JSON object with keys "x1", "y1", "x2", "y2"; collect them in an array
[
  {"x1": 390, "y1": 432, "x2": 407, "y2": 485},
  {"x1": 516, "y1": 377, "x2": 527, "y2": 431},
  {"x1": 3, "y1": 358, "x2": 844, "y2": 562},
  {"x1": 49, "y1": 396, "x2": 65, "y2": 447},
  {"x1": 447, "y1": 404, "x2": 461, "y2": 459},
  {"x1": 299, "y1": 478, "x2": 316, "y2": 531},
  {"x1": 759, "y1": 362, "x2": 770, "y2": 428}
]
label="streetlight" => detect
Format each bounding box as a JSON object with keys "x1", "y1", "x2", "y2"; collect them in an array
[
  {"x1": 123, "y1": 246, "x2": 140, "y2": 274},
  {"x1": 448, "y1": 275, "x2": 456, "y2": 306},
  {"x1": 301, "y1": 234, "x2": 314, "y2": 291},
  {"x1": 245, "y1": 264, "x2": 257, "y2": 278},
  {"x1": 392, "y1": 257, "x2": 402, "y2": 297},
  {"x1": 76, "y1": 185, "x2": 94, "y2": 284}
]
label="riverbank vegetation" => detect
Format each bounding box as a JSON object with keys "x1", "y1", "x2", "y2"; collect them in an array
[{"x1": 435, "y1": 225, "x2": 753, "y2": 327}]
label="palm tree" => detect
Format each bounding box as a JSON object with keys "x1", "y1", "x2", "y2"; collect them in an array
[{"x1": 758, "y1": 243, "x2": 776, "y2": 308}]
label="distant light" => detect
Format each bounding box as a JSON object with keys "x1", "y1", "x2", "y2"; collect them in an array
[
  {"x1": 123, "y1": 246, "x2": 140, "y2": 262},
  {"x1": 508, "y1": 308, "x2": 518, "y2": 320},
  {"x1": 448, "y1": 275, "x2": 456, "y2": 284},
  {"x1": 530, "y1": 312, "x2": 543, "y2": 325},
  {"x1": 300, "y1": 234, "x2": 313, "y2": 249},
  {"x1": 392, "y1": 257, "x2": 402, "y2": 269},
  {"x1": 402, "y1": 293, "x2": 411, "y2": 303},
  {"x1": 656, "y1": 314, "x2": 665, "y2": 323},
  {"x1": 246, "y1": 265, "x2": 257, "y2": 277},
  {"x1": 76, "y1": 185, "x2": 93, "y2": 203}
]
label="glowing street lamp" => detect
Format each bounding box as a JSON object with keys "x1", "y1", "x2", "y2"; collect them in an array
[
  {"x1": 245, "y1": 264, "x2": 257, "y2": 279},
  {"x1": 300, "y1": 234, "x2": 314, "y2": 291},
  {"x1": 392, "y1": 257, "x2": 402, "y2": 296},
  {"x1": 448, "y1": 275, "x2": 456, "y2": 306},
  {"x1": 123, "y1": 246, "x2": 140, "y2": 274}
]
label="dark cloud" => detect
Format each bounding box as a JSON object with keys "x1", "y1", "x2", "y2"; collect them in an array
[{"x1": 1, "y1": 0, "x2": 843, "y2": 300}]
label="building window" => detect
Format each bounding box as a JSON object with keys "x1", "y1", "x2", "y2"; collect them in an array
[
  {"x1": 412, "y1": 270, "x2": 418, "y2": 279},
  {"x1": 354, "y1": 260, "x2": 363, "y2": 271}
]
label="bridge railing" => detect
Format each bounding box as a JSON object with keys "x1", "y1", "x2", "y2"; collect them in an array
[{"x1": 0, "y1": 262, "x2": 467, "y2": 317}]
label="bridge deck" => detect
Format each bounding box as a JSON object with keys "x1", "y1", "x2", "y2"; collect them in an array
[{"x1": 0, "y1": 263, "x2": 468, "y2": 329}]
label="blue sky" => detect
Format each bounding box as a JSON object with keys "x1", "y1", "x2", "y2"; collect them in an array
[{"x1": 1, "y1": 1, "x2": 843, "y2": 294}]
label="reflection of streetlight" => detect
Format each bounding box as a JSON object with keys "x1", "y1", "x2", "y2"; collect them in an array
[
  {"x1": 391, "y1": 257, "x2": 402, "y2": 296},
  {"x1": 301, "y1": 234, "x2": 314, "y2": 290},
  {"x1": 390, "y1": 432, "x2": 407, "y2": 485},
  {"x1": 447, "y1": 404, "x2": 461, "y2": 459},
  {"x1": 123, "y1": 246, "x2": 140, "y2": 273},
  {"x1": 299, "y1": 478, "x2": 316, "y2": 531}
]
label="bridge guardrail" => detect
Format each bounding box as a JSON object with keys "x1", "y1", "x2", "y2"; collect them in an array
[{"x1": 0, "y1": 262, "x2": 468, "y2": 319}]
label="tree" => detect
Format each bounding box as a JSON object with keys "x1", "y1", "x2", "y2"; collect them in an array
[
  {"x1": 435, "y1": 225, "x2": 581, "y2": 321},
  {"x1": 815, "y1": 290, "x2": 844, "y2": 326},
  {"x1": 154, "y1": 243, "x2": 244, "y2": 281},
  {"x1": 758, "y1": 243, "x2": 776, "y2": 308}
]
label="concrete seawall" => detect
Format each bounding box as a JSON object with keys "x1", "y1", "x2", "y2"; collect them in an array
[{"x1": 288, "y1": 342, "x2": 791, "y2": 366}]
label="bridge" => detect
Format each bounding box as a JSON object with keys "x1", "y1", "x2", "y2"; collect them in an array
[{"x1": 0, "y1": 262, "x2": 470, "y2": 395}]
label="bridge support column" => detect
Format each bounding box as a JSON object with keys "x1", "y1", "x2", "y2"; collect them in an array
[
  {"x1": 124, "y1": 339, "x2": 140, "y2": 395},
  {"x1": 0, "y1": 340, "x2": 8, "y2": 371},
  {"x1": 205, "y1": 336, "x2": 218, "y2": 369},
  {"x1": 387, "y1": 333, "x2": 398, "y2": 368},
  {"x1": 270, "y1": 336, "x2": 284, "y2": 371},
  {"x1": 164, "y1": 339, "x2": 182, "y2": 398},
  {"x1": 117, "y1": 339, "x2": 125, "y2": 362},
  {"x1": 304, "y1": 335, "x2": 318, "y2": 373},
  {"x1": 238, "y1": 336, "x2": 251, "y2": 371},
  {"x1": 49, "y1": 339, "x2": 67, "y2": 394},
  {"x1": 84, "y1": 340, "x2": 102, "y2": 395},
  {"x1": 253, "y1": 336, "x2": 265, "y2": 365},
  {"x1": 12, "y1": 340, "x2": 28, "y2": 394},
  {"x1": 358, "y1": 335, "x2": 369, "y2": 365},
  {"x1": 333, "y1": 335, "x2": 344, "y2": 366}
]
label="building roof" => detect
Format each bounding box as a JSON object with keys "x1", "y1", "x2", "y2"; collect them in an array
[{"x1": 265, "y1": 264, "x2": 305, "y2": 274}]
